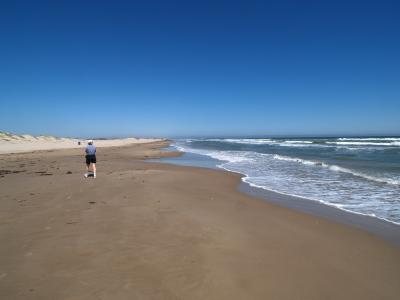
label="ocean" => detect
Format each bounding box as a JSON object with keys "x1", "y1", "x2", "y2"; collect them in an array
[{"x1": 168, "y1": 137, "x2": 400, "y2": 225}]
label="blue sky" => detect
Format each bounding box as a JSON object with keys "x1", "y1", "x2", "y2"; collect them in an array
[{"x1": 1, "y1": 0, "x2": 399, "y2": 138}]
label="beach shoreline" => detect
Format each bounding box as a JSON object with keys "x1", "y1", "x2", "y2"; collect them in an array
[
  {"x1": 154, "y1": 145, "x2": 400, "y2": 245},
  {"x1": 169, "y1": 138, "x2": 400, "y2": 225},
  {"x1": 238, "y1": 181, "x2": 400, "y2": 246},
  {"x1": 1, "y1": 141, "x2": 399, "y2": 299}
]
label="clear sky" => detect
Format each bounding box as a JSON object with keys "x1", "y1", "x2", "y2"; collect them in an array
[{"x1": 1, "y1": 0, "x2": 399, "y2": 138}]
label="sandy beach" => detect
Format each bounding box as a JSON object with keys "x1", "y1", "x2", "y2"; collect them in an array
[
  {"x1": 0, "y1": 141, "x2": 399, "y2": 299},
  {"x1": 0, "y1": 131, "x2": 162, "y2": 154}
]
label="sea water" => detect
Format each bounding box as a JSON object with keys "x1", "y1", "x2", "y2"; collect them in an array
[{"x1": 171, "y1": 137, "x2": 400, "y2": 225}]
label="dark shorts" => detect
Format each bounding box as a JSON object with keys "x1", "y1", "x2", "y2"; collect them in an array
[{"x1": 86, "y1": 155, "x2": 96, "y2": 164}]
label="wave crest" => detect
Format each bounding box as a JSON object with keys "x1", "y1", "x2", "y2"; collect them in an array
[{"x1": 272, "y1": 154, "x2": 399, "y2": 185}]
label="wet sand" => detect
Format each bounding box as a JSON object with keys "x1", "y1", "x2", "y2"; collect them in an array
[
  {"x1": 0, "y1": 141, "x2": 399, "y2": 299},
  {"x1": 239, "y1": 182, "x2": 400, "y2": 246}
]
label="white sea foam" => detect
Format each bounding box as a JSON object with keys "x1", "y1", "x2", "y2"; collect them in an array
[
  {"x1": 174, "y1": 144, "x2": 253, "y2": 163},
  {"x1": 207, "y1": 151, "x2": 253, "y2": 163},
  {"x1": 208, "y1": 139, "x2": 320, "y2": 147},
  {"x1": 178, "y1": 142, "x2": 399, "y2": 186},
  {"x1": 278, "y1": 142, "x2": 325, "y2": 147},
  {"x1": 272, "y1": 154, "x2": 318, "y2": 165},
  {"x1": 187, "y1": 137, "x2": 400, "y2": 148},
  {"x1": 240, "y1": 176, "x2": 400, "y2": 226},
  {"x1": 283, "y1": 140, "x2": 313, "y2": 144},
  {"x1": 223, "y1": 138, "x2": 276, "y2": 145},
  {"x1": 272, "y1": 154, "x2": 399, "y2": 185},
  {"x1": 328, "y1": 141, "x2": 400, "y2": 146},
  {"x1": 338, "y1": 137, "x2": 400, "y2": 141}
]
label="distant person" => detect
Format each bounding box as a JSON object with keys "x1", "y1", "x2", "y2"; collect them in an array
[{"x1": 84, "y1": 140, "x2": 96, "y2": 178}]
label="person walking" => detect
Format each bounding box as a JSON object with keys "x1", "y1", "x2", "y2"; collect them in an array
[{"x1": 84, "y1": 140, "x2": 97, "y2": 178}]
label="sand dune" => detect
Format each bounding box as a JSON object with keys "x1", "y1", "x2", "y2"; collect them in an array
[{"x1": 0, "y1": 131, "x2": 162, "y2": 154}]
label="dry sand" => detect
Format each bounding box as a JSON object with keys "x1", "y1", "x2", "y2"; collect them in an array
[
  {"x1": 0, "y1": 141, "x2": 399, "y2": 299},
  {"x1": 0, "y1": 131, "x2": 161, "y2": 154}
]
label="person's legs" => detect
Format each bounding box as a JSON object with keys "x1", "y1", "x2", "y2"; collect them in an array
[
  {"x1": 85, "y1": 155, "x2": 91, "y2": 174},
  {"x1": 84, "y1": 155, "x2": 96, "y2": 178},
  {"x1": 84, "y1": 154, "x2": 90, "y2": 177},
  {"x1": 84, "y1": 163, "x2": 90, "y2": 178}
]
